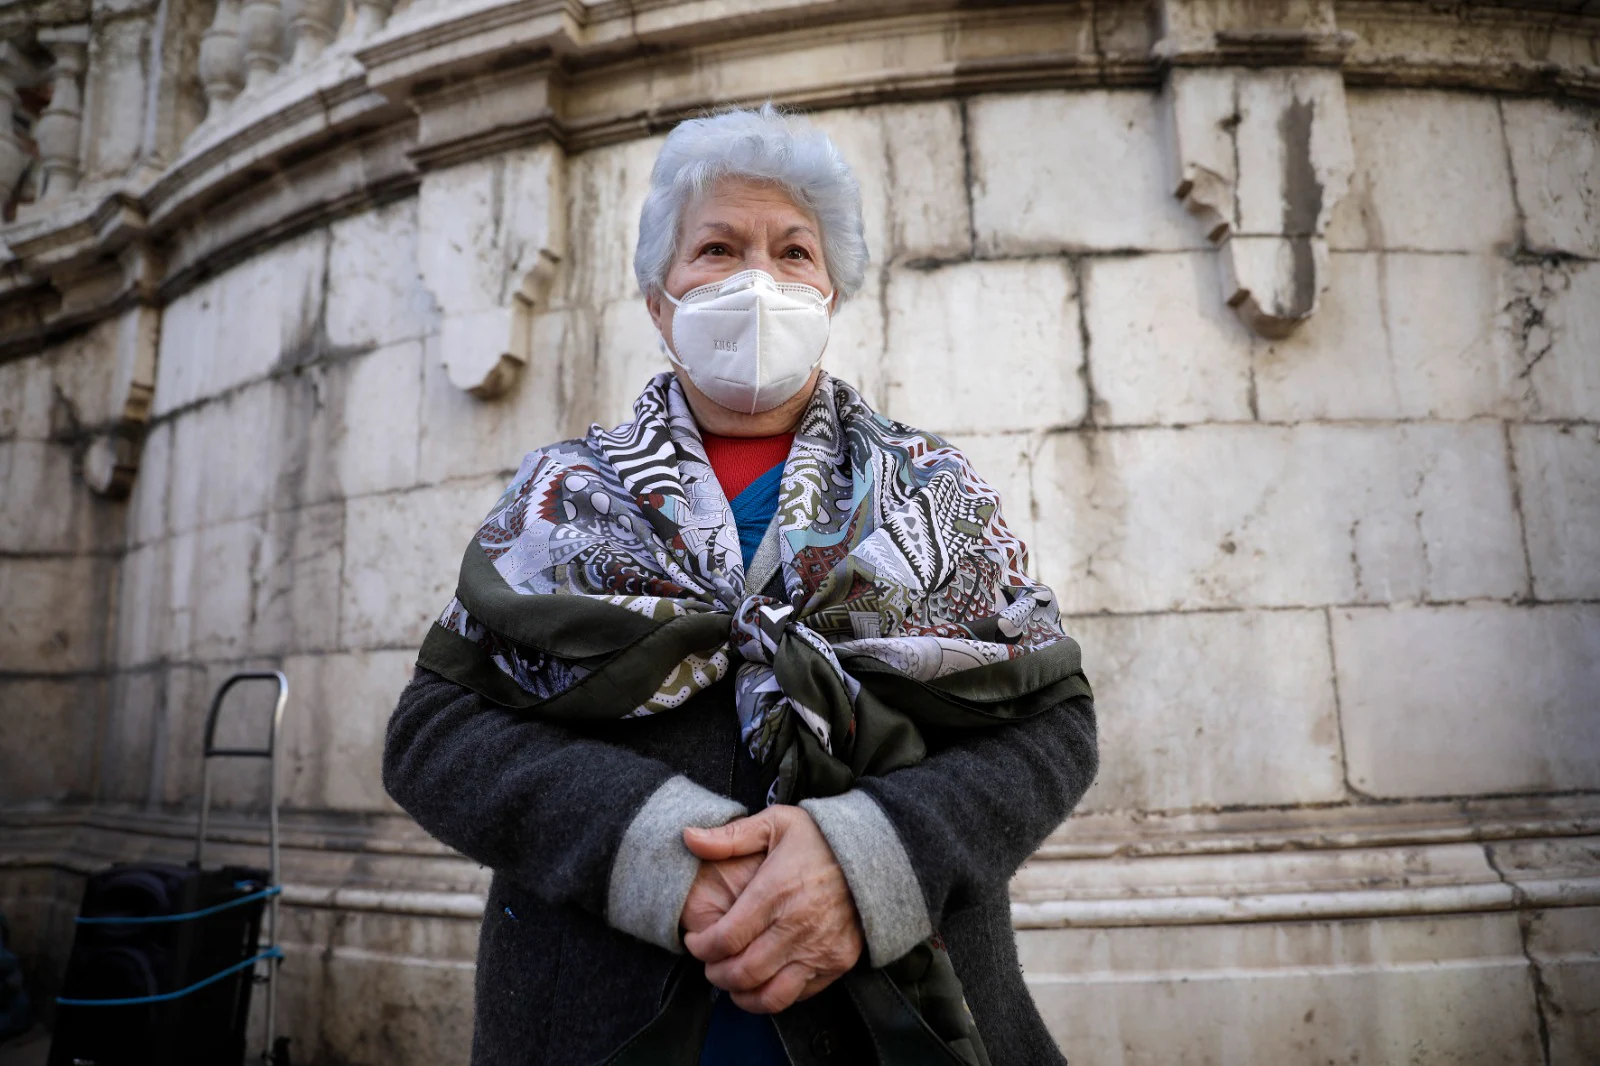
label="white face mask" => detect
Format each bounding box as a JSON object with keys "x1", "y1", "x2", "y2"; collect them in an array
[{"x1": 660, "y1": 269, "x2": 832, "y2": 415}]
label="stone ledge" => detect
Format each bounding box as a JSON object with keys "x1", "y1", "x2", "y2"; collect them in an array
[
  {"x1": 1013, "y1": 834, "x2": 1600, "y2": 929},
  {"x1": 5, "y1": 794, "x2": 1596, "y2": 927}
]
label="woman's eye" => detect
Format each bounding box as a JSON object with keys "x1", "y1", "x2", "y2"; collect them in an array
[
  {"x1": 701, "y1": 244, "x2": 729, "y2": 257},
  {"x1": 784, "y1": 247, "x2": 811, "y2": 260}
]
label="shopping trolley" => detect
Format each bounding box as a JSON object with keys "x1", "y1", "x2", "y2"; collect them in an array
[{"x1": 50, "y1": 671, "x2": 291, "y2": 1066}]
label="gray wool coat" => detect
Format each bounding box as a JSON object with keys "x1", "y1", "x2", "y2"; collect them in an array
[{"x1": 382, "y1": 664, "x2": 1097, "y2": 1065}]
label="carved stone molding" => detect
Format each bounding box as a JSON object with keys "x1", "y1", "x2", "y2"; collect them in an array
[
  {"x1": 4, "y1": 794, "x2": 1596, "y2": 926},
  {"x1": 78, "y1": 248, "x2": 161, "y2": 498},
  {"x1": 1157, "y1": 0, "x2": 1355, "y2": 337},
  {"x1": 34, "y1": 26, "x2": 89, "y2": 202},
  {"x1": 0, "y1": 2, "x2": 1597, "y2": 389},
  {"x1": 0, "y1": 41, "x2": 43, "y2": 207},
  {"x1": 198, "y1": 0, "x2": 248, "y2": 121},
  {"x1": 415, "y1": 142, "x2": 566, "y2": 398},
  {"x1": 1164, "y1": 66, "x2": 1354, "y2": 337}
]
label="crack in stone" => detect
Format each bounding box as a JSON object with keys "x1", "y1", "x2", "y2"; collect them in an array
[
  {"x1": 1483, "y1": 843, "x2": 1555, "y2": 1066},
  {"x1": 1347, "y1": 519, "x2": 1365, "y2": 599},
  {"x1": 1501, "y1": 421, "x2": 1538, "y2": 603},
  {"x1": 958, "y1": 98, "x2": 979, "y2": 260},
  {"x1": 1503, "y1": 258, "x2": 1569, "y2": 418},
  {"x1": 1068, "y1": 255, "x2": 1102, "y2": 428},
  {"x1": 1498, "y1": 98, "x2": 1532, "y2": 255}
]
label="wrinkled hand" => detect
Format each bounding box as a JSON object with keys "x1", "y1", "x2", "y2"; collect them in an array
[
  {"x1": 681, "y1": 805, "x2": 863, "y2": 1015},
  {"x1": 680, "y1": 852, "x2": 764, "y2": 938}
]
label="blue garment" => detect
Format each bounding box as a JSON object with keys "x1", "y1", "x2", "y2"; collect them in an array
[
  {"x1": 700, "y1": 460, "x2": 789, "y2": 1065},
  {"x1": 729, "y1": 460, "x2": 784, "y2": 570},
  {"x1": 699, "y1": 989, "x2": 788, "y2": 1065}
]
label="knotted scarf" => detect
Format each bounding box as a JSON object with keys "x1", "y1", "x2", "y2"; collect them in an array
[{"x1": 417, "y1": 371, "x2": 1092, "y2": 1063}]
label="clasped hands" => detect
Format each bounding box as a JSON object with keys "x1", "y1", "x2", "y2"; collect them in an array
[{"x1": 679, "y1": 804, "x2": 864, "y2": 1014}]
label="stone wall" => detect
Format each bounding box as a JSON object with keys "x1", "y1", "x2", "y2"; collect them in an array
[{"x1": 2, "y1": 1, "x2": 1598, "y2": 1063}]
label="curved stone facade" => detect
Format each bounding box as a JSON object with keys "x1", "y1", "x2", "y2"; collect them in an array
[{"x1": 0, "y1": 1, "x2": 1596, "y2": 1063}]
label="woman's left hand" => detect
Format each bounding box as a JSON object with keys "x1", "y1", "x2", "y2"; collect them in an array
[{"x1": 682, "y1": 806, "x2": 864, "y2": 1014}]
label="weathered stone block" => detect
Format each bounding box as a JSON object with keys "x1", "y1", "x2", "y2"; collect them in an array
[
  {"x1": 0, "y1": 354, "x2": 52, "y2": 439},
  {"x1": 0, "y1": 555, "x2": 108, "y2": 673},
  {"x1": 166, "y1": 380, "x2": 283, "y2": 533},
  {"x1": 115, "y1": 540, "x2": 170, "y2": 668},
  {"x1": 266, "y1": 908, "x2": 475, "y2": 1066},
  {"x1": 184, "y1": 516, "x2": 265, "y2": 663},
  {"x1": 280, "y1": 649, "x2": 414, "y2": 811},
  {"x1": 1512, "y1": 425, "x2": 1600, "y2": 602},
  {"x1": 809, "y1": 108, "x2": 891, "y2": 270},
  {"x1": 161, "y1": 530, "x2": 200, "y2": 664},
  {"x1": 1329, "y1": 91, "x2": 1517, "y2": 252},
  {"x1": 1261, "y1": 252, "x2": 1596, "y2": 423},
  {"x1": 1020, "y1": 913, "x2": 1543, "y2": 1065},
  {"x1": 1334, "y1": 603, "x2": 1600, "y2": 797},
  {"x1": 559, "y1": 135, "x2": 665, "y2": 309},
  {"x1": 1253, "y1": 251, "x2": 1391, "y2": 420},
  {"x1": 884, "y1": 260, "x2": 1085, "y2": 434},
  {"x1": 824, "y1": 267, "x2": 886, "y2": 408},
  {"x1": 417, "y1": 315, "x2": 588, "y2": 486},
  {"x1": 96, "y1": 669, "x2": 165, "y2": 805},
  {"x1": 165, "y1": 342, "x2": 423, "y2": 526},
  {"x1": 1529, "y1": 907, "x2": 1600, "y2": 1066},
  {"x1": 1379, "y1": 252, "x2": 1521, "y2": 418},
  {"x1": 128, "y1": 419, "x2": 172, "y2": 547},
  {"x1": 1070, "y1": 609, "x2": 1344, "y2": 812},
  {"x1": 1502, "y1": 98, "x2": 1600, "y2": 259},
  {"x1": 339, "y1": 477, "x2": 506, "y2": 651},
  {"x1": 29, "y1": 316, "x2": 119, "y2": 430},
  {"x1": 1503, "y1": 258, "x2": 1600, "y2": 422},
  {"x1": 249, "y1": 501, "x2": 346, "y2": 657},
  {"x1": 881, "y1": 102, "x2": 970, "y2": 261},
  {"x1": 0, "y1": 441, "x2": 100, "y2": 553},
  {"x1": 1033, "y1": 423, "x2": 1526, "y2": 613},
  {"x1": 416, "y1": 144, "x2": 566, "y2": 397},
  {"x1": 0, "y1": 677, "x2": 103, "y2": 803},
  {"x1": 153, "y1": 229, "x2": 327, "y2": 417},
  {"x1": 334, "y1": 339, "x2": 424, "y2": 499},
  {"x1": 969, "y1": 90, "x2": 1204, "y2": 255},
  {"x1": 595, "y1": 299, "x2": 672, "y2": 428},
  {"x1": 1084, "y1": 253, "x2": 1254, "y2": 425},
  {"x1": 326, "y1": 197, "x2": 440, "y2": 349}
]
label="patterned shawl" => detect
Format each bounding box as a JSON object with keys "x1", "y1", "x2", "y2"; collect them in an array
[{"x1": 419, "y1": 371, "x2": 1091, "y2": 807}]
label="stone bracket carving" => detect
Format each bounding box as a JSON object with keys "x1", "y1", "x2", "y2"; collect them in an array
[
  {"x1": 415, "y1": 142, "x2": 566, "y2": 399},
  {"x1": 1157, "y1": 1, "x2": 1354, "y2": 337},
  {"x1": 82, "y1": 245, "x2": 162, "y2": 498}
]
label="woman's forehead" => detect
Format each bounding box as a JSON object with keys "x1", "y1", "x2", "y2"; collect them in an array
[{"x1": 684, "y1": 178, "x2": 819, "y2": 232}]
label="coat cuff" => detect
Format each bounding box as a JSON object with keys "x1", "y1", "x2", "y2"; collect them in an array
[
  {"x1": 800, "y1": 790, "x2": 931, "y2": 967},
  {"x1": 606, "y1": 776, "x2": 746, "y2": 953}
]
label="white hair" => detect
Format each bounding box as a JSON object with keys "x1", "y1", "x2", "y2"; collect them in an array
[{"x1": 633, "y1": 104, "x2": 869, "y2": 304}]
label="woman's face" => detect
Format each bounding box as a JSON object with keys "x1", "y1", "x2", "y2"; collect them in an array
[{"x1": 647, "y1": 178, "x2": 833, "y2": 435}]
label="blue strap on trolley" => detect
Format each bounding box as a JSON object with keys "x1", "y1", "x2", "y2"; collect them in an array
[{"x1": 57, "y1": 672, "x2": 290, "y2": 1065}]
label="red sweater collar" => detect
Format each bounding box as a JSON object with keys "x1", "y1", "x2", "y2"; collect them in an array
[{"x1": 700, "y1": 431, "x2": 793, "y2": 501}]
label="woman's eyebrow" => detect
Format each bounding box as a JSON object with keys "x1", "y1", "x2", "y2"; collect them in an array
[{"x1": 779, "y1": 224, "x2": 819, "y2": 241}]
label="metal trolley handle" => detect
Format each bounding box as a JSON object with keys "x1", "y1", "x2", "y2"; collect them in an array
[{"x1": 195, "y1": 670, "x2": 289, "y2": 1066}]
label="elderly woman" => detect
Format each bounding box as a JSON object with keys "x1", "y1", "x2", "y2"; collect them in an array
[{"x1": 383, "y1": 106, "x2": 1098, "y2": 1066}]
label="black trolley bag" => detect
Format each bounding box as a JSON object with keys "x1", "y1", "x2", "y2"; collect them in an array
[{"x1": 50, "y1": 672, "x2": 291, "y2": 1066}]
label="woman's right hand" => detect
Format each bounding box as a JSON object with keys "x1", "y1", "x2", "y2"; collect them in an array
[{"x1": 680, "y1": 852, "x2": 764, "y2": 941}]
